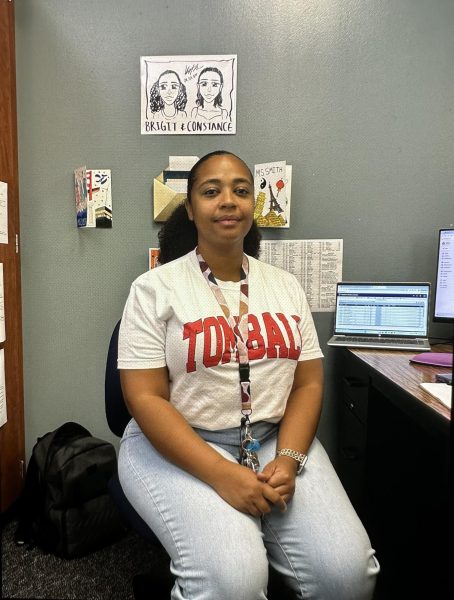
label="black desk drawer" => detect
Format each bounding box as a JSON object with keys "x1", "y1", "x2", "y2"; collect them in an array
[
  {"x1": 341, "y1": 376, "x2": 369, "y2": 425},
  {"x1": 338, "y1": 398, "x2": 367, "y2": 511}
]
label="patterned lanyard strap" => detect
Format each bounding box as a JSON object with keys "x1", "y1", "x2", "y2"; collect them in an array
[{"x1": 196, "y1": 250, "x2": 260, "y2": 471}]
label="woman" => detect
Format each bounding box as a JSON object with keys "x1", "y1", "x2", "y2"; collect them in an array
[
  {"x1": 191, "y1": 67, "x2": 229, "y2": 121},
  {"x1": 149, "y1": 69, "x2": 187, "y2": 120},
  {"x1": 118, "y1": 151, "x2": 379, "y2": 599}
]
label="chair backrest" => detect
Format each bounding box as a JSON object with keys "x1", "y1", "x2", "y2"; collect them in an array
[{"x1": 105, "y1": 320, "x2": 131, "y2": 437}]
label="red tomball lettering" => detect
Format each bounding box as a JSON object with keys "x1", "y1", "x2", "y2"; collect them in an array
[
  {"x1": 202, "y1": 317, "x2": 223, "y2": 368},
  {"x1": 183, "y1": 319, "x2": 203, "y2": 372},
  {"x1": 262, "y1": 312, "x2": 288, "y2": 359},
  {"x1": 276, "y1": 313, "x2": 301, "y2": 360}
]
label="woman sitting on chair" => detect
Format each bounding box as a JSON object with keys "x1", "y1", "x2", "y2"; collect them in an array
[{"x1": 117, "y1": 150, "x2": 379, "y2": 600}]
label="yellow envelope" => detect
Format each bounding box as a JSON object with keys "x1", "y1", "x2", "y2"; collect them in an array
[{"x1": 153, "y1": 172, "x2": 186, "y2": 222}]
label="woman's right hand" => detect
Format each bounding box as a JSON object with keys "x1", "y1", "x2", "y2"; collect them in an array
[{"x1": 210, "y1": 459, "x2": 287, "y2": 517}]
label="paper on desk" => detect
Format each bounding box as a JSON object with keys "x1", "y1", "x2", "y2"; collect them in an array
[{"x1": 420, "y1": 382, "x2": 452, "y2": 408}]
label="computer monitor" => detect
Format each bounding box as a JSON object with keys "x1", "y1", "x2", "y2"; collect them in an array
[
  {"x1": 434, "y1": 228, "x2": 454, "y2": 323},
  {"x1": 431, "y1": 228, "x2": 454, "y2": 383}
]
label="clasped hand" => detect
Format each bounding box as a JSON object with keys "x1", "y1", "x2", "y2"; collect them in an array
[{"x1": 212, "y1": 457, "x2": 296, "y2": 517}]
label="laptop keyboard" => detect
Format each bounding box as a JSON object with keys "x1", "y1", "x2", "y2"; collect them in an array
[{"x1": 339, "y1": 336, "x2": 426, "y2": 346}]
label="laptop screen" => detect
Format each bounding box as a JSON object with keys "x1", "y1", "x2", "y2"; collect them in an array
[{"x1": 334, "y1": 283, "x2": 430, "y2": 337}]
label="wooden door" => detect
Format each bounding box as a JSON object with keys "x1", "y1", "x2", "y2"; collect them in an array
[{"x1": 0, "y1": 0, "x2": 25, "y2": 512}]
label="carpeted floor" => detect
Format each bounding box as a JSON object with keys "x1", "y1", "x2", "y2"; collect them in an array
[
  {"x1": 2, "y1": 517, "x2": 296, "y2": 600},
  {"x1": 1, "y1": 518, "x2": 171, "y2": 600}
]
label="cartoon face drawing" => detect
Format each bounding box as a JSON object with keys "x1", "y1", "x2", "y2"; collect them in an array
[
  {"x1": 191, "y1": 67, "x2": 229, "y2": 122},
  {"x1": 158, "y1": 71, "x2": 181, "y2": 106},
  {"x1": 149, "y1": 69, "x2": 188, "y2": 117},
  {"x1": 196, "y1": 67, "x2": 224, "y2": 107}
]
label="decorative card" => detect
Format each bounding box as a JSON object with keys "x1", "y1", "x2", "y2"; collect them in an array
[
  {"x1": 153, "y1": 156, "x2": 199, "y2": 222},
  {"x1": 254, "y1": 161, "x2": 292, "y2": 228},
  {"x1": 74, "y1": 167, "x2": 112, "y2": 228}
]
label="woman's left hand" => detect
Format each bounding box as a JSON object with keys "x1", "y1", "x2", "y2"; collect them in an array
[{"x1": 256, "y1": 456, "x2": 297, "y2": 506}]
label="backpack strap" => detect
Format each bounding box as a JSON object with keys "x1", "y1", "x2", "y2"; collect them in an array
[{"x1": 14, "y1": 451, "x2": 40, "y2": 548}]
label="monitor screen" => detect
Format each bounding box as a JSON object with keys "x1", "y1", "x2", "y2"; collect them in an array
[{"x1": 434, "y1": 228, "x2": 454, "y2": 322}]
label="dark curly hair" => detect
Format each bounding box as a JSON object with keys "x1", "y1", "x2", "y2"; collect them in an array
[
  {"x1": 158, "y1": 151, "x2": 261, "y2": 264},
  {"x1": 149, "y1": 70, "x2": 187, "y2": 113}
]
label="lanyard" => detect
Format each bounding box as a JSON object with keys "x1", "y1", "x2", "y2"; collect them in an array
[{"x1": 196, "y1": 249, "x2": 260, "y2": 471}]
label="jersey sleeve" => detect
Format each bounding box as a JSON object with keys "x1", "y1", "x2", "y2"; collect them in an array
[
  {"x1": 117, "y1": 276, "x2": 167, "y2": 369},
  {"x1": 297, "y1": 283, "x2": 324, "y2": 361}
]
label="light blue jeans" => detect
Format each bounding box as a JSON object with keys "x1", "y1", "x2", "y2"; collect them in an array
[{"x1": 118, "y1": 419, "x2": 379, "y2": 600}]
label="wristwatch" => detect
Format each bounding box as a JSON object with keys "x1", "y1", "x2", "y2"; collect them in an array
[{"x1": 276, "y1": 449, "x2": 308, "y2": 475}]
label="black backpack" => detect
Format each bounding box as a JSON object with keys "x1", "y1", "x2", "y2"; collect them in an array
[{"x1": 14, "y1": 421, "x2": 127, "y2": 558}]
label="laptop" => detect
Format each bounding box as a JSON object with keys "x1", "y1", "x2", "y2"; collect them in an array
[{"x1": 327, "y1": 282, "x2": 431, "y2": 350}]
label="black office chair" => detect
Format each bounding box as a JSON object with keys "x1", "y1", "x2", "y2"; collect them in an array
[
  {"x1": 105, "y1": 320, "x2": 173, "y2": 598},
  {"x1": 105, "y1": 320, "x2": 294, "y2": 600}
]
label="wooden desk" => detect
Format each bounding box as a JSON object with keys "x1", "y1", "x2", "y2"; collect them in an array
[
  {"x1": 337, "y1": 344, "x2": 452, "y2": 599},
  {"x1": 347, "y1": 344, "x2": 451, "y2": 432}
]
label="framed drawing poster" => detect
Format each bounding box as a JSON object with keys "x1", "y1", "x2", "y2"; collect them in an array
[{"x1": 141, "y1": 55, "x2": 237, "y2": 135}]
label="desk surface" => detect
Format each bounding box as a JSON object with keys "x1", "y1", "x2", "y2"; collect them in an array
[{"x1": 347, "y1": 344, "x2": 452, "y2": 423}]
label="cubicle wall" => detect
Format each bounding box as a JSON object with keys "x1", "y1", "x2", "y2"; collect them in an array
[{"x1": 15, "y1": 0, "x2": 453, "y2": 458}]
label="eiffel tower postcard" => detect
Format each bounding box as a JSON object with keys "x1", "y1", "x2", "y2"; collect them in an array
[{"x1": 253, "y1": 161, "x2": 292, "y2": 228}]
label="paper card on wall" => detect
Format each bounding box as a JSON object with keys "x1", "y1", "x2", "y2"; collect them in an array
[
  {"x1": 153, "y1": 156, "x2": 199, "y2": 222},
  {"x1": 169, "y1": 156, "x2": 199, "y2": 170},
  {"x1": 253, "y1": 162, "x2": 292, "y2": 228},
  {"x1": 74, "y1": 168, "x2": 112, "y2": 228},
  {"x1": 74, "y1": 167, "x2": 88, "y2": 227},
  {"x1": 0, "y1": 264, "x2": 5, "y2": 343},
  {"x1": 86, "y1": 170, "x2": 112, "y2": 228},
  {"x1": 0, "y1": 349, "x2": 6, "y2": 428},
  {"x1": 141, "y1": 55, "x2": 237, "y2": 135},
  {"x1": 149, "y1": 248, "x2": 160, "y2": 269},
  {"x1": 0, "y1": 181, "x2": 9, "y2": 244},
  {"x1": 153, "y1": 171, "x2": 186, "y2": 222},
  {"x1": 164, "y1": 171, "x2": 190, "y2": 193},
  {"x1": 260, "y1": 239, "x2": 343, "y2": 312}
]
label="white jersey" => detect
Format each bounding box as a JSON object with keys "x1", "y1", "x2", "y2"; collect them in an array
[{"x1": 118, "y1": 250, "x2": 323, "y2": 431}]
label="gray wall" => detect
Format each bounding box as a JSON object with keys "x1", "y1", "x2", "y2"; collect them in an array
[{"x1": 15, "y1": 0, "x2": 453, "y2": 459}]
